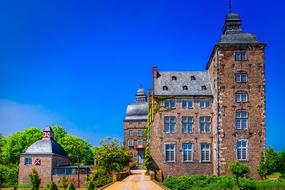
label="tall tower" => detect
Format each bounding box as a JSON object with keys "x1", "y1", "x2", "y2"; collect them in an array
[{"x1": 207, "y1": 12, "x2": 266, "y2": 178}]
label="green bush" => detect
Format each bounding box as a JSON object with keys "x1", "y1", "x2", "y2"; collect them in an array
[
  {"x1": 29, "y1": 169, "x2": 41, "y2": 190},
  {"x1": 89, "y1": 167, "x2": 112, "y2": 188},
  {"x1": 68, "y1": 183, "x2": 75, "y2": 190},
  {"x1": 87, "y1": 181, "x2": 95, "y2": 190},
  {"x1": 163, "y1": 175, "x2": 285, "y2": 190},
  {"x1": 18, "y1": 183, "x2": 31, "y2": 188},
  {"x1": 0, "y1": 164, "x2": 19, "y2": 187},
  {"x1": 50, "y1": 182, "x2": 58, "y2": 190},
  {"x1": 229, "y1": 161, "x2": 250, "y2": 186},
  {"x1": 59, "y1": 176, "x2": 68, "y2": 190}
]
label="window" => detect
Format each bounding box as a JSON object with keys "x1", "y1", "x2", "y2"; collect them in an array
[
  {"x1": 138, "y1": 130, "x2": 143, "y2": 137},
  {"x1": 137, "y1": 140, "x2": 143, "y2": 147},
  {"x1": 24, "y1": 157, "x2": 32, "y2": 165},
  {"x1": 199, "y1": 116, "x2": 211, "y2": 133},
  {"x1": 182, "y1": 116, "x2": 194, "y2": 133},
  {"x1": 129, "y1": 130, "x2": 134, "y2": 136},
  {"x1": 201, "y1": 85, "x2": 207, "y2": 90},
  {"x1": 200, "y1": 100, "x2": 211, "y2": 108},
  {"x1": 164, "y1": 116, "x2": 176, "y2": 134},
  {"x1": 236, "y1": 111, "x2": 249, "y2": 130},
  {"x1": 164, "y1": 100, "x2": 175, "y2": 108},
  {"x1": 191, "y1": 76, "x2": 196, "y2": 81},
  {"x1": 182, "y1": 100, "x2": 193, "y2": 109},
  {"x1": 183, "y1": 86, "x2": 188, "y2": 90},
  {"x1": 235, "y1": 51, "x2": 247, "y2": 61},
  {"x1": 165, "y1": 143, "x2": 175, "y2": 162},
  {"x1": 235, "y1": 92, "x2": 248, "y2": 103},
  {"x1": 236, "y1": 140, "x2": 248, "y2": 161},
  {"x1": 182, "y1": 143, "x2": 193, "y2": 162},
  {"x1": 172, "y1": 76, "x2": 177, "y2": 80},
  {"x1": 128, "y1": 139, "x2": 134, "y2": 147},
  {"x1": 235, "y1": 73, "x2": 248, "y2": 83},
  {"x1": 163, "y1": 86, "x2": 168, "y2": 91},
  {"x1": 201, "y1": 144, "x2": 211, "y2": 162}
]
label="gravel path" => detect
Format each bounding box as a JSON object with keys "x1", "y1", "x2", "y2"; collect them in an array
[{"x1": 103, "y1": 170, "x2": 165, "y2": 190}]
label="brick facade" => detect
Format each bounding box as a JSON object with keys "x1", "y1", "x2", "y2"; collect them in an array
[{"x1": 148, "y1": 12, "x2": 266, "y2": 179}]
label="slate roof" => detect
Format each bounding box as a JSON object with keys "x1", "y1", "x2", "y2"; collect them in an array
[
  {"x1": 125, "y1": 102, "x2": 148, "y2": 121},
  {"x1": 219, "y1": 33, "x2": 259, "y2": 44},
  {"x1": 23, "y1": 138, "x2": 69, "y2": 157},
  {"x1": 154, "y1": 72, "x2": 212, "y2": 96},
  {"x1": 125, "y1": 87, "x2": 148, "y2": 121},
  {"x1": 219, "y1": 12, "x2": 260, "y2": 44}
]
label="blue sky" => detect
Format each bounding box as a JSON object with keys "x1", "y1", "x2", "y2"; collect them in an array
[{"x1": 0, "y1": 0, "x2": 284, "y2": 151}]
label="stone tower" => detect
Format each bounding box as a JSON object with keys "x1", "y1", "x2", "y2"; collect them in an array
[{"x1": 207, "y1": 12, "x2": 266, "y2": 178}]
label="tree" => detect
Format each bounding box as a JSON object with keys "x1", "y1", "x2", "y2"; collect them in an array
[
  {"x1": 93, "y1": 137, "x2": 131, "y2": 173},
  {"x1": 68, "y1": 183, "x2": 75, "y2": 190},
  {"x1": 50, "y1": 125, "x2": 67, "y2": 142},
  {"x1": 258, "y1": 152, "x2": 268, "y2": 179},
  {"x1": 1, "y1": 128, "x2": 42, "y2": 164},
  {"x1": 29, "y1": 169, "x2": 41, "y2": 190},
  {"x1": 0, "y1": 164, "x2": 18, "y2": 188},
  {"x1": 59, "y1": 176, "x2": 69, "y2": 190},
  {"x1": 229, "y1": 161, "x2": 250, "y2": 186},
  {"x1": 59, "y1": 134, "x2": 94, "y2": 165}
]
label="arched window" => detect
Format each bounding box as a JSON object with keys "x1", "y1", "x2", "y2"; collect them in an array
[
  {"x1": 191, "y1": 76, "x2": 196, "y2": 81},
  {"x1": 163, "y1": 86, "x2": 168, "y2": 91},
  {"x1": 235, "y1": 91, "x2": 248, "y2": 103},
  {"x1": 172, "y1": 76, "x2": 177, "y2": 81},
  {"x1": 183, "y1": 86, "x2": 188, "y2": 90}
]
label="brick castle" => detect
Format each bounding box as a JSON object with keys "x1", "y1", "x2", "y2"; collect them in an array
[{"x1": 124, "y1": 11, "x2": 266, "y2": 179}]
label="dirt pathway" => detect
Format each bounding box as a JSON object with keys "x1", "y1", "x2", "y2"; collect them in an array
[{"x1": 103, "y1": 170, "x2": 165, "y2": 190}]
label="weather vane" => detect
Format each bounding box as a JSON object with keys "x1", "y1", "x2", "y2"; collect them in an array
[{"x1": 229, "y1": 0, "x2": 232, "y2": 13}]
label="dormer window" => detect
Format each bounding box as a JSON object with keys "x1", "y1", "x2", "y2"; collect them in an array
[
  {"x1": 163, "y1": 86, "x2": 168, "y2": 91},
  {"x1": 191, "y1": 76, "x2": 196, "y2": 81},
  {"x1": 172, "y1": 76, "x2": 177, "y2": 81},
  {"x1": 183, "y1": 86, "x2": 188, "y2": 91},
  {"x1": 201, "y1": 85, "x2": 207, "y2": 90},
  {"x1": 235, "y1": 51, "x2": 248, "y2": 61}
]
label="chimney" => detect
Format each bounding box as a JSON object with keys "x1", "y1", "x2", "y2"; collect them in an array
[{"x1": 152, "y1": 65, "x2": 158, "y2": 79}]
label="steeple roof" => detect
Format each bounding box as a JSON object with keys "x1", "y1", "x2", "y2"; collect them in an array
[{"x1": 219, "y1": 12, "x2": 259, "y2": 44}]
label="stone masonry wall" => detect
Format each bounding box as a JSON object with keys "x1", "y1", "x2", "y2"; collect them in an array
[
  {"x1": 124, "y1": 120, "x2": 147, "y2": 163},
  {"x1": 150, "y1": 96, "x2": 214, "y2": 179},
  {"x1": 217, "y1": 45, "x2": 266, "y2": 178}
]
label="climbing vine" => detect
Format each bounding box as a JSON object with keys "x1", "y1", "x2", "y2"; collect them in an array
[{"x1": 144, "y1": 94, "x2": 175, "y2": 175}]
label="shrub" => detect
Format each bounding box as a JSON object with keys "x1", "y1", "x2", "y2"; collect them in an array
[
  {"x1": 89, "y1": 167, "x2": 112, "y2": 188},
  {"x1": 50, "y1": 182, "x2": 58, "y2": 190},
  {"x1": 29, "y1": 169, "x2": 41, "y2": 190},
  {"x1": 18, "y1": 183, "x2": 31, "y2": 188},
  {"x1": 59, "y1": 176, "x2": 68, "y2": 190},
  {"x1": 68, "y1": 183, "x2": 75, "y2": 190},
  {"x1": 87, "y1": 181, "x2": 95, "y2": 190},
  {"x1": 229, "y1": 161, "x2": 250, "y2": 186}
]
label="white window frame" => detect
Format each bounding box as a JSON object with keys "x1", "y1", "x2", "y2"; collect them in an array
[
  {"x1": 182, "y1": 116, "x2": 194, "y2": 134},
  {"x1": 235, "y1": 51, "x2": 248, "y2": 61},
  {"x1": 200, "y1": 143, "x2": 211, "y2": 163},
  {"x1": 235, "y1": 92, "x2": 248, "y2": 103},
  {"x1": 181, "y1": 99, "x2": 193, "y2": 109},
  {"x1": 200, "y1": 100, "x2": 211, "y2": 108},
  {"x1": 199, "y1": 116, "x2": 211, "y2": 133},
  {"x1": 164, "y1": 116, "x2": 176, "y2": 134},
  {"x1": 235, "y1": 111, "x2": 249, "y2": 130},
  {"x1": 24, "y1": 157, "x2": 32, "y2": 166},
  {"x1": 137, "y1": 139, "x2": 143, "y2": 146},
  {"x1": 236, "y1": 139, "x2": 248, "y2": 161},
  {"x1": 164, "y1": 143, "x2": 176, "y2": 163},
  {"x1": 138, "y1": 130, "x2": 143, "y2": 137},
  {"x1": 182, "y1": 143, "x2": 193, "y2": 162},
  {"x1": 235, "y1": 73, "x2": 248, "y2": 83},
  {"x1": 129, "y1": 130, "x2": 134, "y2": 136},
  {"x1": 164, "y1": 100, "x2": 176, "y2": 108},
  {"x1": 128, "y1": 139, "x2": 134, "y2": 147}
]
